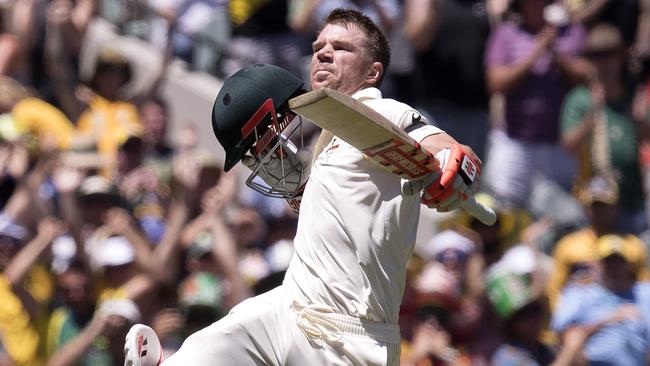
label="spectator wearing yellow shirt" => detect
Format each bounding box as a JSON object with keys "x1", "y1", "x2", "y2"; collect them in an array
[
  {"x1": 76, "y1": 50, "x2": 142, "y2": 177},
  {"x1": 0, "y1": 218, "x2": 64, "y2": 366},
  {"x1": 547, "y1": 176, "x2": 650, "y2": 307},
  {"x1": 1, "y1": 76, "x2": 81, "y2": 151}
]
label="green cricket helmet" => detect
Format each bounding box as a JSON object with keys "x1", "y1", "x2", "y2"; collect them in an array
[{"x1": 212, "y1": 64, "x2": 305, "y2": 172}]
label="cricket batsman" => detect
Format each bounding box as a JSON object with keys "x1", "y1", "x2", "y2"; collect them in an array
[{"x1": 125, "y1": 8, "x2": 483, "y2": 366}]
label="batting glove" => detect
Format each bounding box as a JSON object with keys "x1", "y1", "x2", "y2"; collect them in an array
[{"x1": 421, "y1": 144, "x2": 480, "y2": 212}]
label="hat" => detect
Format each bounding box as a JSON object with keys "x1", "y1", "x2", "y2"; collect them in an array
[
  {"x1": 485, "y1": 266, "x2": 534, "y2": 319},
  {"x1": 597, "y1": 234, "x2": 641, "y2": 263},
  {"x1": 118, "y1": 134, "x2": 143, "y2": 152},
  {"x1": 77, "y1": 175, "x2": 120, "y2": 198},
  {"x1": 97, "y1": 298, "x2": 141, "y2": 323},
  {"x1": 414, "y1": 262, "x2": 462, "y2": 310},
  {"x1": 178, "y1": 272, "x2": 223, "y2": 311},
  {"x1": 578, "y1": 176, "x2": 619, "y2": 205},
  {"x1": 88, "y1": 236, "x2": 135, "y2": 267},
  {"x1": 187, "y1": 232, "x2": 213, "y2": 260},
  {"x1": 420, "y1": 230, "x2": 475, "y2": 261},
  {"x1": 92, "y1": 49, "x2": 132, "y2": 84},
  {"x1": 543, "y1": 3, "x2": 569, "y2": 27},
  {"x1": 51, "y1": 235, "x2": 77, "y2": 274},
  {"x1": 497, "y1": 244, "x2": 537, "y2": 275},
  {"x1": 585, "y1": 24, "x2": 624, "y2": 55}
]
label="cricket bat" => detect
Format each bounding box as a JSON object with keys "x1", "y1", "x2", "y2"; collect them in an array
[{"x1": 288, "y1": 88, "x2": 496, "y2": 225}]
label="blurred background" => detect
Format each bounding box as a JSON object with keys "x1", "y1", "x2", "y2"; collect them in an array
[{"x1": 0, "y1": 0, "x2": 649, "y2": 365}]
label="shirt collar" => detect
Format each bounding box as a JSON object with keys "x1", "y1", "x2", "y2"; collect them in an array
[{"x1": 351, "y1": 87, "x2": 382, "y2": 102}]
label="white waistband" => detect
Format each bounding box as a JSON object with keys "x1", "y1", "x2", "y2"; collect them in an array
[{"x1": 290, "y1": 302, "x2": 401, "y2": 345}]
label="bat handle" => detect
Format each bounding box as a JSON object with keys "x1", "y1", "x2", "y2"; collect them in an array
[
  {"x1": 460, "y1": 198, "x2": 497, "y2": 225},
  {"x1": 401, "y1": 179, "x2": 497, "y2": 226}
]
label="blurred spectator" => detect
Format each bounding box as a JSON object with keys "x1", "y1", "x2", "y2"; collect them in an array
[
  {"x1": 45, "y1": 2, "x2": 173, "y2": 177},
  {"x1": 637, "y1": 0, "x2": 650, "y2": 60},
  {"x1": 401, "y1": 261, "x2": 472, "y2": 366},
  {"x1": 115, "y1": 134, "x2": 171, "y2": 244},
  {"x1": 48, "y1": 300, "x2": 139, "y2": 366},
  {"x1": 179, "y1": 175, "x2": 251, "y2": 310},
  {"x1": 482, "y1": 0, "x2": 588, "y2": 206},
  {"x1": 402, "y1": 230, "x2": 485, "y2": 365},
  {"x1": 566, "y1": 0, "x2": 641, "y2": 48},
  {"x1": 485, "y1": 243, "x2": 582, "y2": 366},
  {"x1": 551, "y1": 234, "x2": 650, "y2": 365},
  {"x1": 0, "y1": 76, "x2": 73, "y2": 152},
  {"x1": 46, "y1": 260, "x2": 134, "y2": 366},
  {"x1": 11, "y1": 95, "x2": 80, "y2": 152},
  {"x1": 147, "y1": 0, "x2": 225, "y2": 62},
  {"x1": 490, "y1": 293, "x2": 588, "y2": 366},
  {"x1": 74, "y1": 50, "x2": 143, "y2": 176},
  {"x1": 418, "y1": 229, "x2": 483, "y2": 303},
  {"x1": 0, "y1": 14, "x2": 20, "y2": 75},
  {"x1": 547, "y1": 176, "x2": 650, "y2": 307},
  {"x1": 444, "y1": 192, "x2": 533, "y2": 266},
  {"x1": 137, "y1": 97, "x2": 174, "y2": 164},
  {"x1": 220, "y1": 0, "x2": 305, "y2": 77},
  {"x1": 9, "y1": 0, "x2": 95, "y2": 101},
  {"x1": 403, "y1": 0, "x2": 492, "y2": 159},
  {"x1": 561, "y1": 24, "x2": 650, "y2": 234},
  {"x1": 0, "y1": 218, "x2": 64, "y2": 366},
  {"x1": 291, "y1": 0, "x2": 398, "y2": 36}
]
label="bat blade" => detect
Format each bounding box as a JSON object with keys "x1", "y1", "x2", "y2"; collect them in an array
[
  {"x1": 289, "y1": 88, "x2": 437, "y2": 180},
  {"x1": 288, "y1": 88, "x2": 496, "y2": 225}
]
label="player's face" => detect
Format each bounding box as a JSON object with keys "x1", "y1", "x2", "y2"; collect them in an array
[{"x1": 310, "y1": 23, "x2": 375, "y2": 95}]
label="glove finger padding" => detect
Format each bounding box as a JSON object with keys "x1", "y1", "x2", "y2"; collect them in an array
[
  {"x1": 435, "y1": 176, "x2": 467, "y2": 212},
  {"x1": 421, "y1": 144, "x2": 480, "y2": 211}
]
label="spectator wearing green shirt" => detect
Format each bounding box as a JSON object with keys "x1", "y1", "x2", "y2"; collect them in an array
[{"x1": 561, "y1": 24, "x2": 650, "y2": 235}]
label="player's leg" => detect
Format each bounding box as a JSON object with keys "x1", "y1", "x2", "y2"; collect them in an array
[
  {"x1": 161, "y1": 286, "x2": 293, "y2": 366},
  {"x1": 285, "y1": 329, "x2": 400, "y2": 366},
  {"x1": 284, "y1": 303, "x2": 401, "y2": 366}
]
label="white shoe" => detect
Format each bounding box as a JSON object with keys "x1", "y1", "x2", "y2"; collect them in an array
[{"x1": 124, "y1": 324, "x2": 163, "y2": 366}]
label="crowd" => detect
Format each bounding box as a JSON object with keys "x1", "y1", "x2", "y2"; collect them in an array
[{"x1": 0, "y1": 0, "x2": 649, "y2": 365}]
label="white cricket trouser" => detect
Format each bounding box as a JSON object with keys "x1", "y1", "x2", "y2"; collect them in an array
[{"x1": 162, "y1": 286, "x2": 401, "y2": 365}]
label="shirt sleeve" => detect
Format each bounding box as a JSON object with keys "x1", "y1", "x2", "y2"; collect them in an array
[
  {"x1": 551, "y1": 286, "x2": 585, "y2": 332},
  {"x1": 491, "y1": 345, "x2": 540, "y2": 366},
  {"x1": 555, "y1": 24, "x2": 587, "y2": 57},
  {"x1": 399, "y1": 110, "x2": 442, "y2": 143},
  {"x1": 485, "y1": 24, "x2": 511, "y2": 67},
  {"x1": 560, "y1": 87, "x2": 591, "y2": 136}
]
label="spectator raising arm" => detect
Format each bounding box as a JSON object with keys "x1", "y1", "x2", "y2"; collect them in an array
[
  {"x1": 47, "y1": 312, "x2": 128, "y2": 366},
  {"x1": 486, "y1": 26, "x2": 558, "y2": 95},
  {"x1": 3, "y1": 218, "x2": 64, "y2": 317},
  {"x1": 0, "y1": 34, "x2": 19, "y2": 76},
  {"x1": 403, "y1": 0, "x2": 440, "y2": 52},
  {"x1": 44, "y1": 0, "x2": 85, "y2": 122},
  {"x1": 561, "y1": 81, "x2": 603, "y2": 154},
  {"x1": 201, "y1": 173, "x2": 251, "y2": 309},
  {"x1": 104, "y1": 208, "x2": 158, "y2": 277}
]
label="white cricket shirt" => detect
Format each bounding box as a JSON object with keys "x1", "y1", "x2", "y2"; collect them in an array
[{"x1": 283, "y1": 88, "x2": 441, "y2": 324}]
